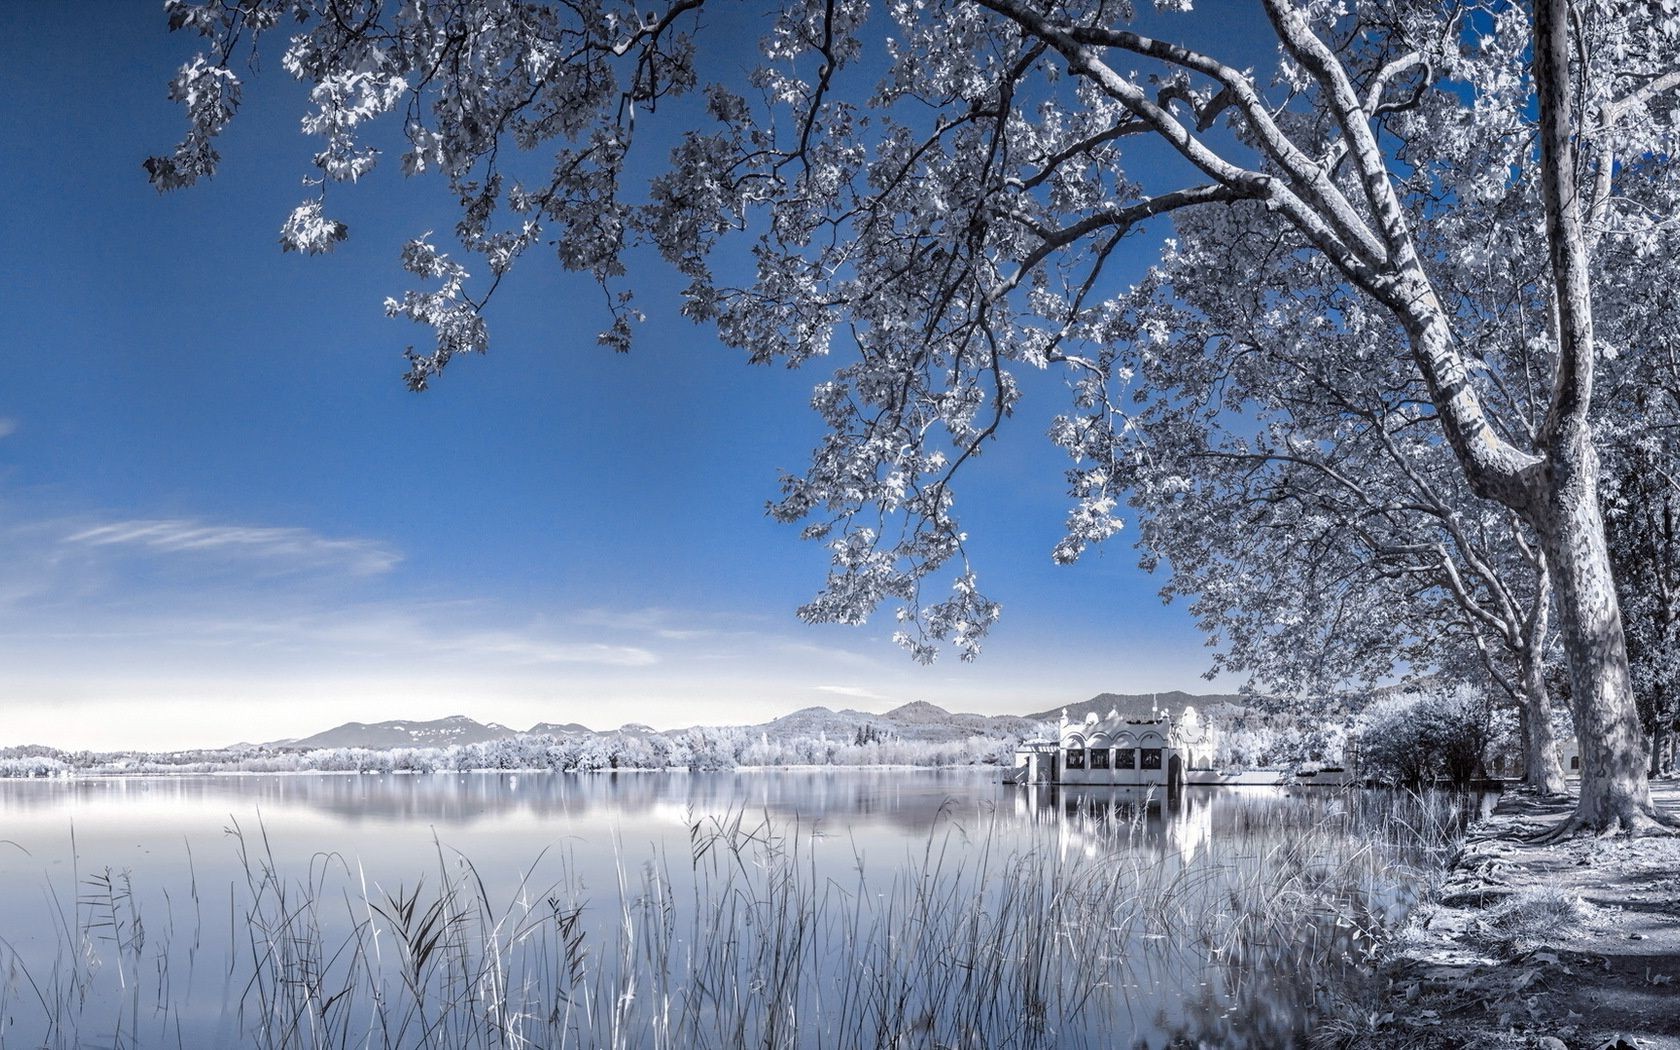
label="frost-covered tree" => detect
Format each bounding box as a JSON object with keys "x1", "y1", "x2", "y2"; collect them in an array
[
  {"x1": 1356, "y1": 687, "x2": 1506, "y2": 789},
  {"x1": 1603, "y1": 428, "x2": 1680, "y2": 777},
  {"x1": 1595, "y1": 211, "x2": 1680, "y2": 779},
  {"x1": 149, "y1": 0, "x2": 1679, "y2": 832},
  {"x1": 1095, "y1": 244, "x2": 1566, "y2": 791}
]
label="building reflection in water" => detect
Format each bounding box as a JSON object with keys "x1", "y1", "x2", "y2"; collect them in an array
[{"x1": 1011, "y1": 782, "x2": 1216, "y2": 867}]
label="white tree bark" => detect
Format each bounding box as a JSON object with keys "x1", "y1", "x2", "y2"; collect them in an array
[
  {"x1": 1530, "y1": 430, "x2": 1655, "y2": 827},
  {"x1": 1518, "y1": 641, "x2": 1566, "y2": 795},
  {"x1": 1523, "y1": 0, "x2": 1661, "y2": 833}
]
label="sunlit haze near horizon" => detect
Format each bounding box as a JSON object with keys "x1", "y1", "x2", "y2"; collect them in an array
[{"x1": 0, "y1": 3, "x2": 1265, "y2": 751}]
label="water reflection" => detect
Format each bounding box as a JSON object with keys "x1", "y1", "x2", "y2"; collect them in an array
[
  {"x1": 0, "y1": 768, "x2": 1005, "y2": 837},
  {"x1": 1011, "y1": 783, "x2": 1215, "y2": 865},
  {"x1": 0, "y1": 772, "x2": 1473, "y2": 1049}
]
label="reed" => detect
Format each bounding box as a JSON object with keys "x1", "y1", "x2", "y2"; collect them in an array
[{"x1": 0, "y1": 788, "x2": 1470, "y2": 1049}]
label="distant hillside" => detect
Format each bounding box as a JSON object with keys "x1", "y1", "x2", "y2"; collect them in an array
[
  {"x1": 706, "y1": 700, "x2": 1040, "y2": 746},
  {"x1": 748, "y1": 705, "x2": 879, "y2": 739},
  {"x1": 1026, "y1": 690, "x2": 1251, "y2": 724},
  {"x1": 277, "y1": 715, "x2": 517, "y2": 750},
  {"x1": 880, "y1": 701, "x2": 1040, "y2": 739},
  {"x1": 265, "y1": 694, "x2": 1223, "y2": 754},
  {"x1": 527, "y1": 721, "x2": 594, "y2": 736},
  {"x1": 275, "y1": 717, "x2": 634, "y2": 750}
]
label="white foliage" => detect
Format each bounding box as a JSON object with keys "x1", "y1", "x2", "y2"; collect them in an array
[
  {"x1": 278, "y1": 199, "x2": 348, "y2": 254},
  {"x1": 146, "y1": 0, "x2": 1680, "y2": 691}
]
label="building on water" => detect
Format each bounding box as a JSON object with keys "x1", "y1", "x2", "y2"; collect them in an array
[{"x1": 1007, "y1": 704, "x2": 1219, "y2": 790}]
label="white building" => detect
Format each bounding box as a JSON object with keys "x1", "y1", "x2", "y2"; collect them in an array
[{"x1": 1010, "y1": 705, "x2": 1219, "y2": 789}]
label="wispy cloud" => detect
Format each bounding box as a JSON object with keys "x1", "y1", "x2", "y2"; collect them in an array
[
  {"x1": 63, "y1": 518, "x2": 401, "y2": 575},
  {"x1": 816, "y1": 685, "x2": 892, "y2": 701},
  {"x1": 0, "y1": 600, "x2": 663, "y2": 676},
  {"x1": 569, "y1": 606, "x2": 871, "y2": 660},
  {"x1": 569, "y1": 605, "x2": 786, "y2": 640},
  {"x1": 0, "y1": 418, "x2": 17, "y2": 439},
  {"x1": 442, "y1": 631, "x2": 658, "y2": 667}
]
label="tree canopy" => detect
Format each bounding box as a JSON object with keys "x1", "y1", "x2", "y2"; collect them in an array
[{"x1": 150, "y1": 0, "x2": 1680, "y2": 832}]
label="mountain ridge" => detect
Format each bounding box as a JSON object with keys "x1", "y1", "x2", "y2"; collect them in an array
[
  {"x1": 277, "y1": 715, "x2": 517, "y2": 750},
  {"x1": 259, "y1": 693, "x2": 1249, "y2": 751},
  {"x1": 1026, "y1": 690, "x2": 1250, "y2": 724}
]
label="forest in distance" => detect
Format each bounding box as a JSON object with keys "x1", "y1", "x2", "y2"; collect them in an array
[{"x1": 0, "y1": 686, "x2": 1559, "y2": 790}]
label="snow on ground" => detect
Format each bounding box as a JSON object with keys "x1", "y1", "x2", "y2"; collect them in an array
[{"x1": 1365, "y1": 781, "x2": 1680, "y2": 1050}]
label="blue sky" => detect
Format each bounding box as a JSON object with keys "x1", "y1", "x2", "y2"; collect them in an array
[{"x1": 0, "y1": 3, "x2": 1244, "y2": 750}]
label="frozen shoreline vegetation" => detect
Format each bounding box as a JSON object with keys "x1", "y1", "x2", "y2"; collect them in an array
[
  {"x1": 0, "y1": 727, "x2": 1030, "y2": 778},
  {"x1": 0, "y1": 701, "x2": 1055, "y2": 777},
  {"x1": 0, "y1": 688, "x2": 1513, "y2": 782},
  {"x1": 0, "y1": 695, "x2": 1181, "y2": 779}
]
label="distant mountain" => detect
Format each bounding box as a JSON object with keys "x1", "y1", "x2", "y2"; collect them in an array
[
  {"x1": 880, "y1": 701, "x2": 1040, "y2": 739},
  {"x1": 1026, "y1": 690, "x2": 1251, "y2": 724},
  {"x1": 276, "y1": 715, "x2": 518, "y2": 750},
  {"x1": 749, "y1": 705, "x2": 879, "y2": 739},
  {"x1": 260, "y1": 694, "x2": 1233, "y2": 754},
  {"x1": 880, "y1": 700, "x2": 958, "y2": 724},
  {"x1": 718, "y1": 700, "x2": 1039, "y2": 745},
  {"x1": 528, "y1": 721, "x2": 594, "y2": 736}
]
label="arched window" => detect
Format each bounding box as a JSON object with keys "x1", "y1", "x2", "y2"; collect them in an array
[{"x1": 1141, "y1": 748, "x2": 1163, "y2": 771}]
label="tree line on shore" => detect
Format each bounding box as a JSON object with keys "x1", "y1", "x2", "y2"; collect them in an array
[
  {"x1": 0, "y1": 726, "x2": 1023, "y2": 777},
  {"x1": 9, "y1": 684, "x2": 1644, "y2": 789}
]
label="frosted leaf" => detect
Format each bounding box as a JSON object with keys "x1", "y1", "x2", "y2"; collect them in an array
[{"x1": 278, "y1": 200, "x2": 347, "y2": 255}]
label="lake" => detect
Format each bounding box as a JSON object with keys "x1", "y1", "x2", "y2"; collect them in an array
[{"x1": 0, "y1": 770, "x2": 1473, "y2": 1049}]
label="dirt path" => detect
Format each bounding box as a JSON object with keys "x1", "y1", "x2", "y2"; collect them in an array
[{"x1": 1366, "y1": 781, "x2": 1680, "y2": 1049}]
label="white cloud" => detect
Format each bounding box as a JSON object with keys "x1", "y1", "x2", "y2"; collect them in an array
[
  {"x1": 570, "y1": 606, "x2": 728, "y2": 634},
  {"x1": 653, "y1": 627, "x2": 717, "y2": 641},
  {"x1": 21, "y1": 601, "x2": 658, "y2": 669},
  {"x1": 442, "y1": 631, "x2": 658, "y2": 667},
  {"x1": 64, "y1": 518, "x2": 401, "y2": 575},
  {"x1": 0, "y1": 418, "x2": 17, "y2": 439},
  {"x1": 815, "y1": 685, "x2": 892, "y2": 701}
]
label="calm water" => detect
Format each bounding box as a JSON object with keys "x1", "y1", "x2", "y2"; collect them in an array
[{"x1": 0, "y1": 770, "x2": 1469, "y2": 1049}]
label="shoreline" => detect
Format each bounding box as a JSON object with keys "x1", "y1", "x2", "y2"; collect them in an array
[
  {"x1": 0, "y1": 762, "x2": 1499, "y2": 785},
  {"x1": 1367, "y1": 780, "x2": 1680, "y2": 1049},
  {"x1": 0, "y1": 762, "x2": 1010, "y2": 779}
]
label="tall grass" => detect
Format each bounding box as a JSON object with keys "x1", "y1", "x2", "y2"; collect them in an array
[{"x1": 0, "y1": 788, "x2": 1470, "y2": 1050}]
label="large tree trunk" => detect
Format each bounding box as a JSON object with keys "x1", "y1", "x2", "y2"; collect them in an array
[
  {"x1": 1518, "y1": 645, "x2": 1567, "y2": 794},
  {"x1": 1655, "y1": 687, "x2": 1675, "y2": 778},
  {"x1": 1528, "y1": 426, "x2": 1659, "y2": 832},
  {"x1": 1516, "y1": 0, "x2": 1674, "y2": 836}
]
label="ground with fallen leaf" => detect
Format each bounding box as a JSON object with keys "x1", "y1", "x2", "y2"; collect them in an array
[{"x1": 1362, "y1": 780, "x2": 1680, "y2": 1049}]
